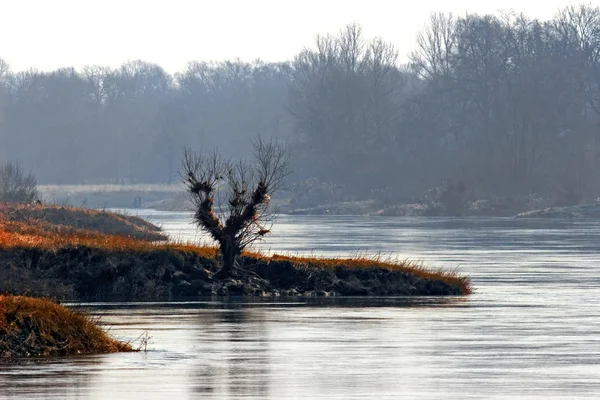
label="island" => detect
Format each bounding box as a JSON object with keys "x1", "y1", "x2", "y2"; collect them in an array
[{"x1": 0, "y1": 202, "x2": 471, "y2": 300}]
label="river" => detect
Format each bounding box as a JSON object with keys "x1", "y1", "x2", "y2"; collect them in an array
[{"x1": 1, "y1": 211, "x2": 599, "y2": 399}]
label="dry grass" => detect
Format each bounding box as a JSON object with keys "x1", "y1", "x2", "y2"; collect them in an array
[
  {"x1": 0, "y1": 202, "x2": 166, "y2": 241},
  {"x1": 0, "y1": 218, "x2": 217, "y2": 258},
  {"x1": 0, "y1": 295, "x2": 133, "y2": 357}
]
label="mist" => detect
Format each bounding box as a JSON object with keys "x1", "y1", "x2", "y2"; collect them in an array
[{"x1": 0, "y1": 4, "x2": 599, "y2": 212}]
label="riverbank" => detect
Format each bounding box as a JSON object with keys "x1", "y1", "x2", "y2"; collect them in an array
[
  {"x1": 36, "y1": 184, "x2": 598, "y2": 218},
  {"x1": 147, "y1": 195, "x2": 547, "y2": 218},
  {"x1": 516, "y1": 202, "x2": 600, "y2": 218},
  {"x1": 284, "y1": 198, "x2": 543, "y2": 217},
  {"x1": 0, "y1": 295, "x2": 133, "y2": 358},
  {"x1": 0, "y1": 203, "x2": 471, "y2": 299},
  {"x1": 38, "y1": 184, "x2": 181, "y2": 210},
  {"x1": 0, "y1": 247, "x2": 470, "y2": 299}
]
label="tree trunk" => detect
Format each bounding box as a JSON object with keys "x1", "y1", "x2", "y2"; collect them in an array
[{"x1": 217, "y1": 238, "x2": 237, "y2": 278}]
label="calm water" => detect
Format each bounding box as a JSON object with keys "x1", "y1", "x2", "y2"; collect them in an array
[{"x1": 1, "y1": 211, "x2": 600, "y2": 399}]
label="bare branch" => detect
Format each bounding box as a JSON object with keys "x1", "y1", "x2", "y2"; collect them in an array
[
  {"x1": 253, "y1": 136, "x2": 291, "y2": 194},
  {"x1": 180, "y1": 147, "x2": 228, "y2": 244}
]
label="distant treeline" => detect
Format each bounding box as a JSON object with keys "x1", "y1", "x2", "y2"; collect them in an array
[{"x1": 0, "y1": 4, "x2": 598, "y2": 206}]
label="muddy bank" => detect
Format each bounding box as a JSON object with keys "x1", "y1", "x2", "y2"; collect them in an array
[{"x1": 0, "y1": 247, "x2": 465, "y2": 301}]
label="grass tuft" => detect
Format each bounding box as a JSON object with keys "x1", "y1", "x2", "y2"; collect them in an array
[{"x1": 0, "y1": 295, "x2": 133, "y2": 358}]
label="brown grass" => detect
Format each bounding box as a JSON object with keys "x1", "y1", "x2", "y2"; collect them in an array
[
  {"x1": 0, "y1": 202, "x2": 166, "y2": 241},
  {"x1": 0, "y1": 295, "x2": 133, "y2": 357}
]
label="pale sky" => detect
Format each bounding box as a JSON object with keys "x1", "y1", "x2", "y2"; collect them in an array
[{"x1": 0, "y1": 0, "x2": 583, "y2": 73}]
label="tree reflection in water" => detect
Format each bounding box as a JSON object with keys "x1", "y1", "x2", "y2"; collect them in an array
[{"x1": 191, "y1": 303, "x2": 271, "y2": 398}]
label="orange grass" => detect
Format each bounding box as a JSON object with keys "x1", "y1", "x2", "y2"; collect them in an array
[
  {"x1": 0, "y1": 295, "x2": 133, "y2": 357},
  {"x1": 0, "y1": 218, "x2": 218, "y2": 258},
  {"x1": 0, "y1": 204, "x2": 471, "y2": 295}
]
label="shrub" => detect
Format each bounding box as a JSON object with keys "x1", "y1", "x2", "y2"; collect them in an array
[
  {"x1": 0, "y1": 161, "x2": 39, "y2": 204},
  {"x1": 289, "y1": 177, "x2": 346, "y2": 208}
]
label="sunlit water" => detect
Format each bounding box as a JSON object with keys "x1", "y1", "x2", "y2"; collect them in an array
[{"x1": 2, "y1": 211, "x2": 600, "y2": 399}]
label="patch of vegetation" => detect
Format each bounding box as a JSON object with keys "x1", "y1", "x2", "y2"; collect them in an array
[
  {"x1": 0, "y1": 295, "x2": 133, "y2": 357},
  {"x1": 0, "y1": 203, "x2": 167, "y2": 242},
  {"x1": 0, "y1": 162, "x2": 39, "y2": 204}
]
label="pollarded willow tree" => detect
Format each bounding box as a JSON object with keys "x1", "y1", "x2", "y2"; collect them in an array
[{"x1": 181, "y1": 138, "x2": 290, "y2": 277}]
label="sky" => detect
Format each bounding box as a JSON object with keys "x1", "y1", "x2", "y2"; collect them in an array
[{"x1": 0, "y1": 0, "x2": 583, "y2": 73}]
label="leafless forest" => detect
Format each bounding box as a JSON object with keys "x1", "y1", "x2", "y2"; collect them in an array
[{"x1": 0, "y1": 5, "x2": 598, "y2": 208}]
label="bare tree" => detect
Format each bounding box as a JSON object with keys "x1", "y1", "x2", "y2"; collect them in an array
[
  {"x1": 409, "y1": 12, "x2": 456, "y2": 82},
  {"x1": 181, "y1": 138, "x2": 289, "y2": 277}
]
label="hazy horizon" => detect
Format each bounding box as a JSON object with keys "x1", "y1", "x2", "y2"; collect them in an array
[
  {"x1": 1, "y1": 0, "x2": 579, "y2": 73},
  {"x1": 0, "y1": 0, "x2": 597, "y2": 210}
]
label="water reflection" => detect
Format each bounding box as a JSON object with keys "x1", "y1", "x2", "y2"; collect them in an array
[{"x1": 195, "y1": 307, "x2": 270, "y2": 398}]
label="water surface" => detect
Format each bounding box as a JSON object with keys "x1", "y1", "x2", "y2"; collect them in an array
[{"x1": 1, "y1": 212, "x2": 599, "y2": 399}]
